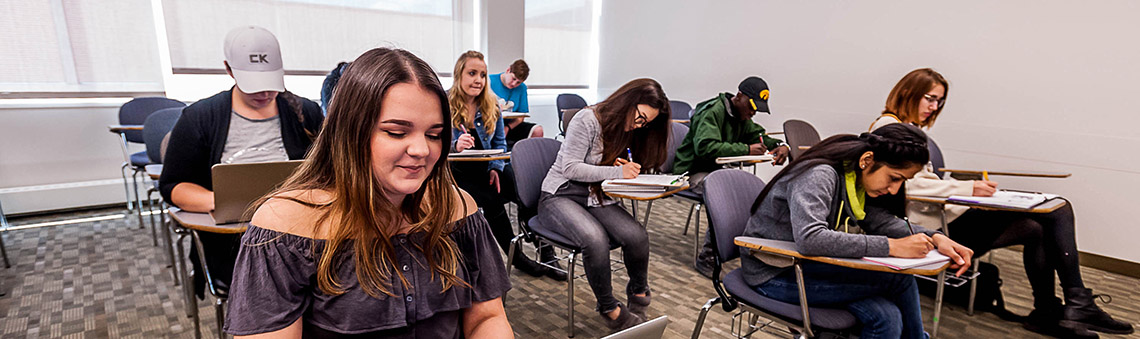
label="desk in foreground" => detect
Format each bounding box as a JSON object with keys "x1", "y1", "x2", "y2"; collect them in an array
[
  {"x1": 937, "y1": 168, "x2": 1071, "y2": 178},
  {"x1": 168, "y1": 207, "x2": 248, "y2": 234},
  {"x1": 448, "y1": 154, "x2": 511, "y2": 162}
]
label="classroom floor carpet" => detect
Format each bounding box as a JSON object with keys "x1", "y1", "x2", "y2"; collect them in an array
[{"x1": 0, "y1": 198, "x2": 1136, "y2": 338}]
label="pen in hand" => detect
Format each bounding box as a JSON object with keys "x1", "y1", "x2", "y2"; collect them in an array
[{"x1": 626, "y1": 148, "x2": 633, "y2": 162}]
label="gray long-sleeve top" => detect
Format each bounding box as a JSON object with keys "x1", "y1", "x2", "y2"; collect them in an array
[
  {"x1": 541, "y1": 108, "x2": 624, "y2": 194},
  {"x1": 741, "y1": 164, "x2": 939, "y2": 287}
]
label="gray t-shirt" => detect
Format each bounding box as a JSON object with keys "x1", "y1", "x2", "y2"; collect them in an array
[{"x1": 221, "y1": 111, "x2": 288, "y2": 164}]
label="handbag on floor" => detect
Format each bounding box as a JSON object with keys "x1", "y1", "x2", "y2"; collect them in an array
[{"x1": 917, "y1": 261, "x2": 1026, "y2": 322}]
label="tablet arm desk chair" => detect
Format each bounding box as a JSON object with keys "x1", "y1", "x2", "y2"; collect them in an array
[
  {"x1": 692, "y1": 169, "x2": 906, "y2": 339},
  {"x1": 115, "y1": 97, "x2": 185, "y2": 228},
  {"x1": 557, "y1": 93, "x2": 588, "y2": 138},
  {"x1": 508, "y1": 137, "x2": 621, "y2": 338}
]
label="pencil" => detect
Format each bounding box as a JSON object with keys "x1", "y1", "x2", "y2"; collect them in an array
[{"x1": 982, "y1": 170, "x2": 989, "y2": 181}]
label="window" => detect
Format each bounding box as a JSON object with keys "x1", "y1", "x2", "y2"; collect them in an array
[
  {"x1": 161, "y1": 0, "x2": 462, "y2": 75},
  {"x1": 524, "y1": 0, "x2": 593, "y2": 86},
  {"x1": 0, "y1": 0, "x2": 164, "y2": 97}
]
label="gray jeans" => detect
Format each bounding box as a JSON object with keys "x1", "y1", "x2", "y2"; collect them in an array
[{"x1": 536, "y1": 181, "x2": 650, "y2": 313}]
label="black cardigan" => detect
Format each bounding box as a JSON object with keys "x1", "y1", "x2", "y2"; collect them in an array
[{"x1": 158, "y1": 90, "x2": 324, "y2": 205}]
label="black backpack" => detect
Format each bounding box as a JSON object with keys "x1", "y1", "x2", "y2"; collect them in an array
[{"x1": 917, "y1": 261, "x2": 1026, "y2": 322}]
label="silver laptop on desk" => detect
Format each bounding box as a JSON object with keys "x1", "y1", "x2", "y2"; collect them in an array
[
  {"x1": 602, "y1": 316, "x2": 668, "y2": 339},
  {"x1": 210, "y1": 160, "x2": 303, "y2": 225}
]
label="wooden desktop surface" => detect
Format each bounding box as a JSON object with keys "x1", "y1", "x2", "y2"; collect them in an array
[
  {"x1": 907, "y1": 195, "x2": 1068, "y2": 214},
  {"x1": 168, "y1": 207, "x2": 248, "y2": 234},
  {"x1": 734, "y1": 237, "x2": 950, "y2": 276},
  {"x1": 938, "y1": 168, "x2": 1071, "y2": 178},
  {"x1": 605, "y1": 184, "x2": 690, "y2": 201},
  {"x1": 108, "y1": 125, "x2": 144, "y2": 133}
]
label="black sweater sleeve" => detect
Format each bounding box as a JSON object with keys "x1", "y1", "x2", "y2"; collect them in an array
[{"x1": 158, "y1": 102, "x2": 215, "y2": 205}]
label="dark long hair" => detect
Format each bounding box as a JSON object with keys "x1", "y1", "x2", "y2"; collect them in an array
[
  {"x1": 592, "y1": 78, "x2": 671, "y2": 200},
  {"x1": 255, "y1": 48, "x2": 465, "y2": 298},
  {"x1": 750, "y1": 123, "x2": 930, "y2": 215}
]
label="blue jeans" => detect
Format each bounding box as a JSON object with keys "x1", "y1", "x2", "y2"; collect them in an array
[{"x1": 754, "y1": 262, "x2": 927, "y2": 339}]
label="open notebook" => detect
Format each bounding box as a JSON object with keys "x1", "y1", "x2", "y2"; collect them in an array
[
  {"x1": 602, "y1": 174, "x2": 685, "y2": 193},
  {"x1": 863, "y1": 251, "x2": 950, "y2": 270},
  {"x1": 715, "y1": 154, "x2": 774, "y2": 164},
  {"x1": 450, "y1": 149, "x2": 505, "y2": 157},
  {"x1": 948, "y1": 190, "x2": 1059, "y2": 210}
]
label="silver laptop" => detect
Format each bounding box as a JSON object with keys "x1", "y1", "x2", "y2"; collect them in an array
[
  {"x1": 602, "y1": 316, "x2": 668, "y2": 339},
  {"x1": 210, "y1": 160, "x2": 302, "y2": 224}
]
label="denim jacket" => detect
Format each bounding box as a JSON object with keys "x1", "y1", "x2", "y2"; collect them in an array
[{"x1": 451, "y1": 109, "x2": 508, "y2": 172}]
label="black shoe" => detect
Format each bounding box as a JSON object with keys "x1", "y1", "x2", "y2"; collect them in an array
[
  {"x1": 512, "y1": 251, "x2": 549, "y2": 277},
  {"x1": 1062, "y1": 288, "x2": 1134, "y2": 335},
  {"x1": 538, "y1": 246, "x2": 568, "y2": 281},
  {"x1": 693, "y1": 255, "x2": 715, "y2": 279},
  {"x1": 627, "y1": 291, "x2": 651, "y2": 320},
  {"x1": 1025, "y1": 302, "x2": 1099, "y2": 339},
  {"x1": 602, "y1": 304, "x2": 644, "y2": 333}
]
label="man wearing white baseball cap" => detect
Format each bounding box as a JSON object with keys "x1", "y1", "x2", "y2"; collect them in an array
[{"x1": 160, "y1": 25, "x2": 324, "y2": 299}]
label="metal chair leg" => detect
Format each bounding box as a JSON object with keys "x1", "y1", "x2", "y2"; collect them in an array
[
  {"x1": 174, "y1": 228, "x2": 202, "y2": 338},
  {"x1": 120, "y1": 162, "x2": 134, "y2": 211},
  {"x1": 567, "y1": 252, "x2": 578, "y2": 338},
  {"x1": 146, "y1": 188, "x2": 159, "y2": 246},
  {"x1": 693, "y1": 204, "x2": 703, "y2": 260},
  {"x1": 504, "y1": 234, "x2": 522, "y2": 303},
  {"x1": 682, "y1": 202, "x2": 697, "y2": 235},
  {"x1": 691, "y1": 297, "x2": 720, "y2": 339},
  {"x1": 216, "y1": 298, "x2": 227, "y2": 339},
  {"x1": 967, "y1": 257, "x2": 979, "y2": 315},
  {"x1": 641, "y1": 200, "x2": 654, "y2": 228},
  {"x1": 0, "y1": 200, "x2": 10, "y2": 268},
  {"x1": 131, "y1": 169, "x2": 145, "y2": 229},
  {"x1": 162, "y1": 208, "x2": 179, "y2": 285}
]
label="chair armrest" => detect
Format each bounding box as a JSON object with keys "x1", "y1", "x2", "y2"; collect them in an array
[{"x1": 734, "y1": 237, "x2": 948, "y2": 275}]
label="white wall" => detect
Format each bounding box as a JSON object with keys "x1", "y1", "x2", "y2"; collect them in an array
[{"x1": 599, "y1": 0, "x2": 1140, "y2": 262}]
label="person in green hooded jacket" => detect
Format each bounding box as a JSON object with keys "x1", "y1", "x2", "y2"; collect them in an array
[{"x1": 673, "y1": 76, "x2": 790, "y2": 278}]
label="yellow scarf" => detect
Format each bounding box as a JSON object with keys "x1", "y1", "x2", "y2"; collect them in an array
[{"x1": 844, "y1": 170, "x2": 866, "y2": 220}]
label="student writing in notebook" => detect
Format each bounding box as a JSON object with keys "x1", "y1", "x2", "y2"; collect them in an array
[
  {"x1": 447, "y1": 51, "x2": 565, "y2": 281},
  {"x1": 224, "y1": 48, "x2": 511, "y2": 337},
  {"x1": 158, "y1": 26, "x2": 324, "y2": 301},
  {"x1": 742, "y1": 123, "x2": 973, "y2": 339},
  {"x1": 536, "y1": 78, "x2": 671, "y2": 332},
  {"x1": 870, "y1": 68, "x2": 1132, "y2": 337},
  {"x1": 672, "y1": 76, "x2": 790, "y2": 278}
]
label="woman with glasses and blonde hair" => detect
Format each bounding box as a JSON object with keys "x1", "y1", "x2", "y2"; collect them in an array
[
  {"x1": 223, "y1": 48, "x2": 512, "y2": 338},
  {"x1": 537, "y1": 78, "x2": 671, "y2": 332},
  {"x1": 871, "y1": 68, "x2": 1133, "y2": 338}
]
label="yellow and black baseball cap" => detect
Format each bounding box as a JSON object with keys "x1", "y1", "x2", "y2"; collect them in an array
[{"x1": 738, "y1": 76, "x2": 771, "y2": 114}]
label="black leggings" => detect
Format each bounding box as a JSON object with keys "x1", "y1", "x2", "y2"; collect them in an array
[
  {"x1": 948, "y1": 201, "x2": 1084, "y2": 304},
  {"x1": 451, "y1": 162, "x2": 515, "y2": 255}
]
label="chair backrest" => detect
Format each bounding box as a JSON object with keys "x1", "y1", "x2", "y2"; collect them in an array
[
  {"x1": 510, "y1": 138, "x2": 562, "y2": 209},
  {"x1": 661, "y1": 122, "x2": 690, "y2": 173},
  {"x1": 703, "y1": 169, "x2": 766, "y2": 262},
  {"x1": 557, "y1": 93, "x2": 588, "y2": 135},
  {"x1": 160, "y1": 133, "x2": 172, "y2": 162},
  {"x1": 927, "y1": 136, "x2": 945, "y2": 179},
  {"x1": 143, "y1": 107, "x2": 183, "y2": 164},
  {"x1": 669, "y1": 100, "x2": 692, "y2": 121},
  {"x1": 119, "y1": 97, "x2": 185, "y2": 143},
  {"x1": 560, "y1": 107, "x2": 582, "y2": 136},
  {"x1": 783, "y1": 119, "x2": 821, "y2": 161}
]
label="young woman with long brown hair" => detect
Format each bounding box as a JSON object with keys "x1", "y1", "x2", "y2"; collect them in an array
[
  {"x1": 536, "y1": 78, "x2": 671, "y2": 331},
  {"x1": 223, "y1": 48, "x2": 512, "y2": 338},
  {"x1": 871, "y1": 68, "x2": 1133, "y2": 338}
]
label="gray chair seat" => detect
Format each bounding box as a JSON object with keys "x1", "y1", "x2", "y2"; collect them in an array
[
  {"x1": 130, "y1": 151, "x2": 151, "y2": 167},
  {"x1": 674, "y1": 189, "x2": 701, "y2": 201},
  {"x1": 722, "y1": 268, "x2": 858, "y2": 330}
]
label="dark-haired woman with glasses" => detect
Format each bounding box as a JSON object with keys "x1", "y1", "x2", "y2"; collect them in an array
[
  {"x1": 871, "y1": 68, "x2": 1133, "y2": 338},
  {"x1": 536, "y1": 78, "x2": 672, "y2": 332}
]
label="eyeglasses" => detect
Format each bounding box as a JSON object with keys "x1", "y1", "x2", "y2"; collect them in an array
[
  {"x1": 632, "y1": 108, "x2": 649, "y2": 128},
  {"x1": 922, "y1": 94, "x2": 946, "y2": 109}
]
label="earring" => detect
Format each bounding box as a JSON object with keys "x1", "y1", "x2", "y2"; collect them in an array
[{"x1": 860, "y1": 164, "x2": 866, "y2": 169}]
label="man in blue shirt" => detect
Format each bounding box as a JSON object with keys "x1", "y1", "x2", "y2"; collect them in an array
[{"x1": 489, "y1": 59, "x2": 543, "y2": 149}]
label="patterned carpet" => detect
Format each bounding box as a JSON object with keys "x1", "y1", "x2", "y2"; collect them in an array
[{"x1": 0, "y1": 197, "x2": 1136, "y2": 338}]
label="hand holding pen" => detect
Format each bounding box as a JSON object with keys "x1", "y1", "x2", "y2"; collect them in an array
[
  {"x1": 455, "y1": 124, "x2": 476, "y2": 152},
  {"x1": 616, "y1": 148, "x2": 641, "y2": 179}
]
